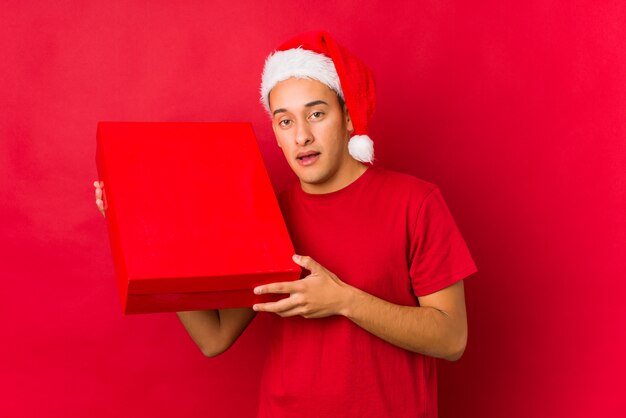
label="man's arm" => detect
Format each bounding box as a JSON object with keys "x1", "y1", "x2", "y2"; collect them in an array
[
  {"x1": 343, "y1": 280, "x2": 467, "y2": 361},
  {"x1": 176, "y1": 308, "x2": 256, "y2": 357},
  {"x1": 95, "y1": 180, "x2": 256, "y2": 357},
  {"x1": 253, "y1": 255, "x2": 468, "y2": 361}
]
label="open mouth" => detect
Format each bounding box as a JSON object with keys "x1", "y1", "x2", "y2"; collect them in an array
[{"x1": 296, "y1": 151, "x2": 321, "y2": 166}]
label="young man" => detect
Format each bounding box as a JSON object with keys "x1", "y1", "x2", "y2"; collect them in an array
[{"x1": 95, "y1": 31, "x2": 477, "y2": 417}]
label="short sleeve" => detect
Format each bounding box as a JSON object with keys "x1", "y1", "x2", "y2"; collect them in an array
[{"x1": 409, "y1": 187, "x2": 477, "y2": 297}]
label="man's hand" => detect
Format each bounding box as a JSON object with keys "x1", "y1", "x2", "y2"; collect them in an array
[
  {"x1": 253, "y1": 254, "x2": 469, "y2": 360},
  {"x1": 93, "y1": 180, "x2": 106, "y2": 217},
  {"x1": 253, "y1": 255, "x2": 353, "y2": 318}
]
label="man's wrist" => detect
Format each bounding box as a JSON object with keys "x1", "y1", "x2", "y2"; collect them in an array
[{"x1": 339, "y1": 283, "x2": 364, "y2": 319}]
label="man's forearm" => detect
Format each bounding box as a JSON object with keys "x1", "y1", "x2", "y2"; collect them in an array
[{"x1": 341, "y1": 282, "x2": 467, "y2": 361}]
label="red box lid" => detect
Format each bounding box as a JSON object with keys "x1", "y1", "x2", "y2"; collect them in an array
[{"x1": 96, "y1": 122, "x2": 299, "y2": 312}]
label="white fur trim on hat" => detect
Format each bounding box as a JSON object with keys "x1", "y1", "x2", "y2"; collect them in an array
[
  {"x1": 260, "y1": 47, "x2": 344, "y2": 113},
  {"x1": 348, "y1": 135, "x2": 374, "y2": 163}
]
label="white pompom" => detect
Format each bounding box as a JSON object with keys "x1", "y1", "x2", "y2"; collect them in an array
[{"x1": 348, "y1": 135, "x2": 374, "y2": 163}]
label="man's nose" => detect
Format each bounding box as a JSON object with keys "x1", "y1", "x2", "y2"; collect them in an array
[{"x1": 295, "y1": 121, "x2": 314, "y2": 146}]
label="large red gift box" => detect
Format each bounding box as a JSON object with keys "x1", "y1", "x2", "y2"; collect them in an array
[{"x1": 96, "y1": 122, "x2": 300, "y2": 314}]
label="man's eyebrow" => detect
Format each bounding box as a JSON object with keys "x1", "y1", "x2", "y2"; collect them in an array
[
  {"x1": 305, "y1": 100, "x2": 329, "y2": 107},
  {"x1": 272, "y1": 100, "x2": 329, "y2": 117}
]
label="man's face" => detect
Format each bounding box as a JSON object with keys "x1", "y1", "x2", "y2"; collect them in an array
[{"x1": 268, "y1": 77, "x2": 355, "y2": 193}]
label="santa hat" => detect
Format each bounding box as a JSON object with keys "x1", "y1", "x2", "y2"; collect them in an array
[{"x1": 260, "y1": 31, "x2": 376, "y2": 164}]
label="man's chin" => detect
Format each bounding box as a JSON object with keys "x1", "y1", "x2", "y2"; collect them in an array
[
  {"x1": 295, "y1": 168, "x2": 328, "y2": 187},
  {"x1": 298, "y1": 174, "x2": 324, "y2": 186}
]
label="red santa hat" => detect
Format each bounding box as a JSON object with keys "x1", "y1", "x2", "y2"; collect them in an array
[{"x1": 260, "y1": 31, "x2": 376, "y2": 164}]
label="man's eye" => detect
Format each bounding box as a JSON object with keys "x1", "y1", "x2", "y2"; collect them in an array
[
  {"x1": 310, "y1": 111, "x2": 324, "y2": 119},
  {"x1": 278, "y1": 120, "x2": 292, "y2": 127}
]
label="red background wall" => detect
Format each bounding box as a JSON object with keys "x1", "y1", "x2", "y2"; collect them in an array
[{"x1": 1, "y1": 1, "x2": 624, "y2": 417}]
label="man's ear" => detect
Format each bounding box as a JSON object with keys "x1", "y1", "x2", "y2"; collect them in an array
[{"x1": 344, "y1": 106, "x2": 354, "y2": 135}]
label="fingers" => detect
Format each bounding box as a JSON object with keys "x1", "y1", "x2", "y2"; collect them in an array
[
  {"x1": 253, "y1": 281, "x2": 307, "y2": 316},
  {"x1": 253, "y1": 297, "x2": 294, "y2": 313},
  {"x1": 94, "y1": 180, "x2": 105, "y2": 218},
  {"x1": 253, "y1": 295, "x2": 303, "y2": 317},
  {"x1": 292, "y1": 254, "x2": 323, "y2": 273},
  {"x1": 254, "y1": 281, "x2": 301, "y2": 295},
  {"x1": 96, "y1": 199, "x2": 105, "y2": 217}
]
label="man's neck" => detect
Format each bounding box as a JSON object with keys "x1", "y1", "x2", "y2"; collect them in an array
[{"x1": 300, "y1": 160, "x2": 369, "y2": 195}]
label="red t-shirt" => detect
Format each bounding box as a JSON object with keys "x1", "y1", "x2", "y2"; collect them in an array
[{"x1": 257, "y1": 166, "x2": 477, "y2": 418}]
